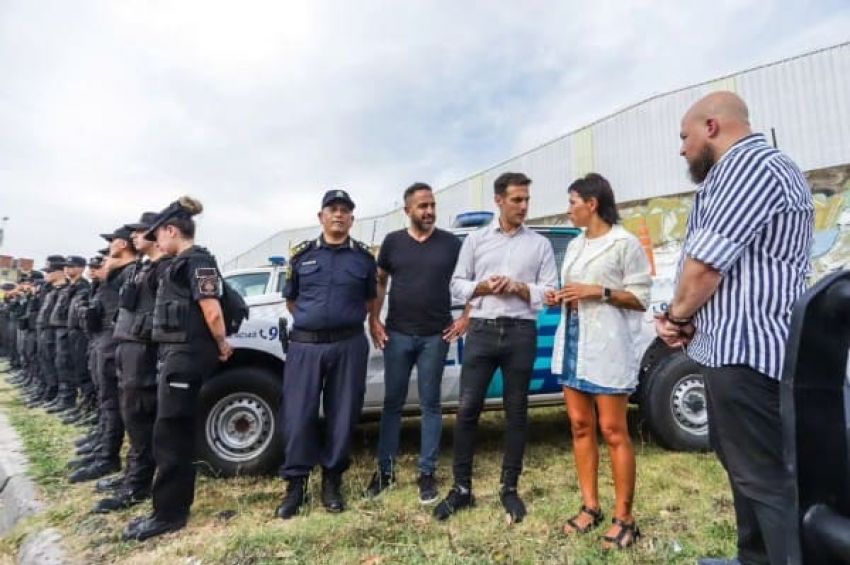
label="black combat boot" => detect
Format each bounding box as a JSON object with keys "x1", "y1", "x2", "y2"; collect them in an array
[
  {"x1": 275, "y1": 476, "x2": 309, "y2": 519},
  {"x1": 321, "y1": 472, "x2": 345, "y2": 513}
]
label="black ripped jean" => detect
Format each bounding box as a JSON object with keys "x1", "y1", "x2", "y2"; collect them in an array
[{"x1": 452, "y1": 318, "x2": 537, "y2": 489}]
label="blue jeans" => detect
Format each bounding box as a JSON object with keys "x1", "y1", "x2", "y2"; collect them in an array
[{"x1": 377, "y1": 330, "x2": 449, "y2": 475}]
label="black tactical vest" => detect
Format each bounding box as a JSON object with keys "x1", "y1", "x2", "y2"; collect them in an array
[
  {"x1": 99, "y1": 263, "x2": 132, "y2": 331},
  {"x1": 27, "y1": 291, "x2": 41, "y2": 329},
  {"x1": 16, "y1": 295, "x2": 30, "y2": 330},
  {"x1": 65, "y1": 279, "x2": 91, "y2": 332},
  {"x1": 35, "y1": 285, "x2": 57, "y2": 329},
  {"x1": 115, "y1": 258, "x2": 170, "y2": 342},
  {"x1": 49, "y1": 279, "x2": 87, "y2": 327},
  {"x1": 152, "y1": 247, "x2": 214, "y2": 344}
]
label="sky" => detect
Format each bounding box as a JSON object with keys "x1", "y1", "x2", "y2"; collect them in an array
[{"x1": 1, "y1": 0, "x2": 848, "y2": 267}]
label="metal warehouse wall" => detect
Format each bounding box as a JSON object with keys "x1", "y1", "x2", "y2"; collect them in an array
[{"x1": 223, "y1": 42, "x2": 850, "y2": 270}]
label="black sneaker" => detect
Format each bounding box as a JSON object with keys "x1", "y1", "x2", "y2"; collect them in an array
[
  {"x1": 417, "y1": 473, "x2": 438, "y2": 504},
  {"x1": 433, "y1": 486, "x2": 474, "y2": 521},
  {"x1": 499, "y1": 486, "x2": 526, "y2": 524},
  {"x1": 364, "y1": 470, "x2": 395, "y2": 499}
]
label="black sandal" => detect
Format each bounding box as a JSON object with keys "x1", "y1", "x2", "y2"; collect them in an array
[
  {"x1": 562, "y1": 505, "x2": 604, "y2": 535},
  {"x1": 601, "y1": 517, "x2": 642, "y2": 549}
]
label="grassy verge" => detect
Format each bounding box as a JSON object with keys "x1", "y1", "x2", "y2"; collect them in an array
[{"x1": 0, "y1": 365, "x2": 735, "y2": 564}]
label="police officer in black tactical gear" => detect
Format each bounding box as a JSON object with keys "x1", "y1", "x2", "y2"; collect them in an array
[
  {"x1": 32, "y1": 256, "x2": 68, "y2": 407},
  {"x1": 18, "y1": 272, "x2": 44, "y2": 400},
  {"x1": 48, "y1": 256, "x2": 90, "y2": 413},
  {"x1": 122, "y1": 196, "x2": 231, "y2": 542},
  {"x1": 275, "y1": 189, "x2": 377, "y2": 520},
  {"x1": 71, "y1": 256, "x2": 108, "y2": 462},
  {"x1": 60, "y1": 258, "x2": 96, "y2": 425},
  {"x1": 94, "y1": 212, "x2": 170, "y2": 514},
  {"x1": 70, "y1": 228, "x2": 136, "y2": 483}
]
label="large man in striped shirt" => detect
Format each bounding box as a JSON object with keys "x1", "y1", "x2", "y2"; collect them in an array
[{"x1": 657, "y1": 92, "x2": 813, "y2": 565}]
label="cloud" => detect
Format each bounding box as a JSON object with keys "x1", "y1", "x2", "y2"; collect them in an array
[{"x1": 0, "y1": 0, "x2": 847, "y2": 266}]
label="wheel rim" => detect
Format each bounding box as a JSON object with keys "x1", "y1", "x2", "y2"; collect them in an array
[
  {"x1": 669, "y1": 373, "x2": 708, "y2": 436},
  {"x1": 205, "y1": 392, "x2": 275, "y2": 463}
]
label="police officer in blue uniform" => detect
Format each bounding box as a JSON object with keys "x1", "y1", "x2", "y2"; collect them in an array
[
  {"x1": 122, "y1": 197, "x2": 231, "y2": 542},
  {"x1": 276, "y1": 189, "x2": 377, "y2": 519}
]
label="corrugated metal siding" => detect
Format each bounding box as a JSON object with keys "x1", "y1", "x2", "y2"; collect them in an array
[{"x1": 224, "y1": 42, "x2": 850, "y2": 270}]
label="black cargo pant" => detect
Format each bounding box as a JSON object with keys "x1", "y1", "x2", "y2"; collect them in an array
[
  {"x1": 7, "y1": 320, "x2": 19, "y2": 365},
  {"x1": 38, "y1": 327, "x2": 58, "y2": 396},
  {"x1": 151, "y1": 342, "x2": 218, "y2": 520},
  {"x1": 23, "y1": 330, "x2": 38, "y2": 384},
  {"x1": 95, "y1": 332, "x2": 124, "y2": 464},
  {"x1": 452, "y1": 318, "x2": 536, "y2": 489},
  {"x1": 703, "y1": 365, "x2": 791, "y2": 565},
  {"x1": 116, "y1": 341, "x2": 159, "y2": 496},
  {"x1": 69, "y1": 329, "x2": 92, "y2": 399},
  {"x1": 54, "y1": 327, "x2": 75, "y2": 403}
]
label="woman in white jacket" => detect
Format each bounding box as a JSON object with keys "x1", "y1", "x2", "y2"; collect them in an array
[{"x1": 547, "y1": 173, "x2": 651, "y2": 550}]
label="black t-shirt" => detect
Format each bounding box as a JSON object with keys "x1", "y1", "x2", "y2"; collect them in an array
[{"x1": 378, "y1": 228, "x2": 461, "y2": 335}]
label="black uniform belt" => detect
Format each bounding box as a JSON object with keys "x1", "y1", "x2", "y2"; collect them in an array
[
  {"x1": 472, "y1": 317, "x2": 536, "y2": 328},
  {"x1": 289, "y1": 326, "x2": 363, "y2": 344}
]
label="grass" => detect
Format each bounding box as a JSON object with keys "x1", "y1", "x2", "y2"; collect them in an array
[{"x1": 0, "y1": 362, "x2": 736, "y2": 564}]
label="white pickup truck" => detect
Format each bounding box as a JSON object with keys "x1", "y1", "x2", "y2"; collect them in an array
[{"x1": 197, "y1": 225, "x2": 706, "y2": 477}]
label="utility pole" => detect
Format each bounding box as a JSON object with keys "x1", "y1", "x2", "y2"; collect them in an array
[{"x1": 0, "y1": 216, "x2": 8, "y2": 250}]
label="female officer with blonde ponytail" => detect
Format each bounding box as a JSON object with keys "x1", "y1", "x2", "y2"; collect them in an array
[{"x1": 122, "y1": 196, "x2": 233, "y2": 542}]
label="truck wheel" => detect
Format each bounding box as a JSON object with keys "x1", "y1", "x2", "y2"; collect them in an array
[
  {"x1": 641, "y1": 352, "x2": 710, "y2": 451},
  {"x1": 196, "y1": 366, "x2": 283, "y2": 477}
]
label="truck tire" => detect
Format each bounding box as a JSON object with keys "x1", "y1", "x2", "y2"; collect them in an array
[
  {"x1": 196, "y1": 365, "x2": 283, "y2": 477},
  {"x1": 640, "y1": 352, "x2": 710, "y2": 452}
]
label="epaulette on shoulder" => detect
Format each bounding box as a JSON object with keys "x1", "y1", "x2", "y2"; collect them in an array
[
  {"x1": 351, "y1": 238, "x2": 373, "y2": 255},
  {"x1": 290, "y1": 239, "x2": 315, "y2": 261}
]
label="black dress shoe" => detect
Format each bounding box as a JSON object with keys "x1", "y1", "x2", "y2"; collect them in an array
[
  {"x1": 75, "y1": 441, "x2": 101, "y2": 456},
  {"x1": 275, "y1": 477, "x2": 309, "y2": 519},
  {"x1": 321, "y1": 472, "x2": 345, "y2": 513},
  {"x1": 75, "y1": 433, "x2": 100, "y2": 447},
  {"x1": 122, "y1": 515, "x2": 187, "y2": 541},
  {"x1": 95, "y1": 474, "x2": 126, "y2": 493},
  {"x1": 92, "y1": 489, "x2": 150, "y2": 514},
  {"x1": 69, "y1": 460, "x2": 120, "y2": 483}
]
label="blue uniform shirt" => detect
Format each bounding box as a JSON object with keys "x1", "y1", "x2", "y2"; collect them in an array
[{"x1": 284, "y1": 236, "x2": 378, "y2": 331}]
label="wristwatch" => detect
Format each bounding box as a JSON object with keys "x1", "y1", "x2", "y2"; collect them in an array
[
  {"x1": 664, "y1": 311, "x2": 693, "y2": 326},
  {"x1": 600, "y1": 287, "x2": 611, "y2": 303}
]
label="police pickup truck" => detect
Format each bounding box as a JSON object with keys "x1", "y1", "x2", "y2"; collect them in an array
[{"x1": 197, "y1": 223, "x2": 704, "y2": 476}]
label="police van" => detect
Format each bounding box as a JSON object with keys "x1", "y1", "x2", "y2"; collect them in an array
[{"x1": 196, "y1": 213, "x2": 706, "y2": 477}]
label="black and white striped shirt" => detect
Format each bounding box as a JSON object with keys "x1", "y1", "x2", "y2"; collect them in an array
[{"x1": 681, "y1": 133, "x2": 814, "y2": 380}]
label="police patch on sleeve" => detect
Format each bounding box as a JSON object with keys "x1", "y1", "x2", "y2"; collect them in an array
[{"x1": 195, "y1": 267, "x2": 222, "y2": 298}]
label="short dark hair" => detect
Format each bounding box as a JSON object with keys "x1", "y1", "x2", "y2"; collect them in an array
[
  {"x1": 568, "y1": 173, "x2": 620, "y2": 225},
  {"x1": 403, "y1": 182, "x2": 432, "y2": 204},
  {"x1": 494, "y1": 172, "x2": 532, "y2": 196}
]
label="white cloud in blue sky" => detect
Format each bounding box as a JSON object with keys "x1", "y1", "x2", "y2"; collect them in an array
[{"x1": 0, "y1": 0, "x2": 848, "y2": 264}]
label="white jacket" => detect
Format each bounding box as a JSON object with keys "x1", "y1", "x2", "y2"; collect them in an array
[{"x1": 551, "y1": 225, "x2": 652, "y2": 389}]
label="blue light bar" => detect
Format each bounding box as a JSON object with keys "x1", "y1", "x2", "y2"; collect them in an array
[{"x1": 268, "y1": 255, "x2": 287, "y2": 266}]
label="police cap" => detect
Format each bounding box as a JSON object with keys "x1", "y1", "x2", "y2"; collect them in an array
[
  {"x1": 64, "y1": 255, "x2": 86, "y2": 268},
  {"x1": 100, "y1": 226, "x2": 133, "y2": 242},
  {"x1": 43, "y1": 255, "x2": 67, "y2": 272},
  {"x1": 125, "y1": 211, "x2": 160, "y2": 232},
  {"x1": 88, "y1": 256, "x2": 104, "y2": 268},
  {"x1": 321, "y1": 189, "x2": 356, "y2": 211}
]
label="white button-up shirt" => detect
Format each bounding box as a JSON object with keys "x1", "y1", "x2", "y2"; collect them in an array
[{"x1": 450, "y1": 221, "x2": 557, "y2": 320}]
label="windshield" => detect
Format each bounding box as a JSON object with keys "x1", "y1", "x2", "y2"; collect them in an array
[{"x1": 225, "y1": 272, "x2": 271, "y2": 298}]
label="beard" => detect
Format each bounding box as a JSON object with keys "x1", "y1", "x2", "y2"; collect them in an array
[
  {"x1": 411, "y1": 215, "x2": 435, "y2": 232},
  {"x1": 687, "y1": 144, "x2": 716, "y2": 184}
]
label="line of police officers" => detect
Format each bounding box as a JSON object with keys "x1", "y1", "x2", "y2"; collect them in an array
[{"x1": 0, "y1": 196, "x2": 231, "y2": 542}]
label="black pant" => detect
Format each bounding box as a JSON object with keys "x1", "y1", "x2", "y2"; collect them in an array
[
  {"x1": 280, "y1": 332, "x2": 369, "y2": 479},
  {"x1": 54, "y1": 327, "x2": 75, "y2": 402},
  {"x1": 68, "y1": 330, "x2": 92, "y2": 398},
  {"x1": 452, "y1": 319, "x2": 536, "y2": 489},
  {"x1": 117, "y1": 341, "x2": 159, "y2": 495},
  {"x1": 151, "y1": 342, "x2": 218, "y2": 520},
  {"x1": 38, "y1": 328, "x2": 58, "y2": 395},
  {"x1": 703, "y1": 365, "x2": 791, "y2": 565},
  {"x1": 95, "y1": 333, "x2": 124, "y2": 463}
]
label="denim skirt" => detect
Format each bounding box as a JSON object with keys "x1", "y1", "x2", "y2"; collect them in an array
[{"x1": 558, "y1": 313, "x2": 635, "y2": 395}]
